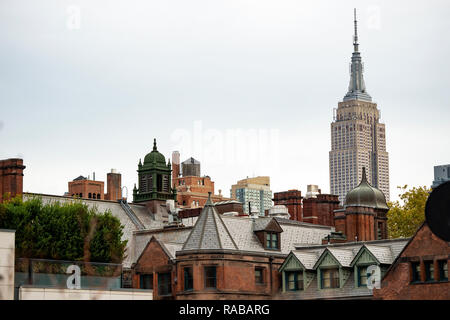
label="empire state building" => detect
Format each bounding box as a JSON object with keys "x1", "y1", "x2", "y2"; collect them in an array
[{"x1": 329, "y1": 10, "x2": 390, "y2": 204}]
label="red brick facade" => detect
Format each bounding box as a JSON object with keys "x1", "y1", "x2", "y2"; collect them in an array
[
  {"x1": 174, "y1": 252, "x2": 283, "y2": 300},
  {"x1": 333, "y1": 206, "x2": 388, "y2": 242},
  {"x1": 105, "y1": 171, "x2": 122, "y2": 201},
  {"x1": 132, "y1": 238, "x2": 285, "y2": 300},
  {"x1": 0, "y1": 158, "x2": 25, "y2": 203},
  {"x1": 303, "y1": 194, "x2": 340, "y2": 226},
  {"x1": 373, "y1": 223, "x2": 450, "y2": 300},
  {"x1": 273, "y1": 190, "x2": 303, "y2": 221},
  {"x1": 68, "y1": 179, "x2": 105, "y2": 200},
  {"x1": 174, "y1": 176, "x2": 230, "y2": 208}
]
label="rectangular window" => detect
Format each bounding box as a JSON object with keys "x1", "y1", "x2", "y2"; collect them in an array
[
  {"x1": 184, "y1": 267, "x2": 193, "y2": 291},
  {"x1": 321, "y1": 269, "x2": 340, "y2": 289},
  {"x1": 204, "y1": 266, "x2": 217, "y2": 288},
  {"x1": 425, "y1": 261, "x2": 435, "y2": 282},
  {"x1": 139, "y1": 274, "x2": 153, "y2": 289},
  {"x1": 438, "y1": 260, "x2": 448, "y2": 281},
  {"x1": 255, "y1": 267, "x2": 264, "y2": 284},
  {"x1": 411, "y1": 262, "x2": 421, "y2": 283},
  {"x1": 158, "y1": 272, "x2": 171, "y2": 296},
  {"x1": 285, "y1": 271, "x2": 303, "y2": 291},
  {"x1": 358, "y1": 266, "x2": 368, "y2": 287},
  {"x1": 266, "y1": 232, "x2": 279, "y2": 250}
]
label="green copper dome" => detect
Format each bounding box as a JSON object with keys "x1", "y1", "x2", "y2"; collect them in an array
[
  {"x1": 345, "y1": 167, "x2": 389, "y2": 210},
  {"x1": 143, "y1": 139, "x2": 167, "y2": 166}
]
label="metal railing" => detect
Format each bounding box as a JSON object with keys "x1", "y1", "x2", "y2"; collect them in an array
[
  {"x1": 119, "y1": 199, "x2": 146, "y2": 230},
  {"x1": 15, "y1": 258, "x2": 123, "y2": 291}
]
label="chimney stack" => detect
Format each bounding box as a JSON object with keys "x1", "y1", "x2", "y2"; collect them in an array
[{"x1": 106, "y1": 169, "x2": 122, "y2": 201}]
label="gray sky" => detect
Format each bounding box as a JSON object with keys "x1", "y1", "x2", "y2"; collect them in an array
[{"x1": 1, "y1": 0, "x2": 449, "y2": 202}]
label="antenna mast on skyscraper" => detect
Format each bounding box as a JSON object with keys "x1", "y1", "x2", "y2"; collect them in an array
[{"x1": 353, "y1": 8, "x2": 359, "y2": 52}]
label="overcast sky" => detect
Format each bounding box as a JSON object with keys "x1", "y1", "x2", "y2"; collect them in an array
[{"x1": 1, "y1": 0, "x2": 449, "y2": 202}]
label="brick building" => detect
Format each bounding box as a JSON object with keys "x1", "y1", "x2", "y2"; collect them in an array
[
  {"x1": 130, "y1": 193, "x2": 334, "y2": 299},
  {"x1": 273, "y1": 188, "x2": 340, "y2": 226},
  {"x1": 172, "y1": 152, "x2": 230, "y2": 208},
  {"x1": 303, "y1": 194, "x2": 340, "y2": 226},
  {"x1": 333, "y1": 167, "x2": 389, "y2": 242},
  {"x1": 373, "y1": 222, "x2": 449, "y2": 299},
  {"x1": 67, "y1": 169, "x2": 122, "y2": 201},
  {"x1": 273, "y1": 190, "x2": 303, "y2": 221},
  {"x1": 0, "y1": 158, "x2": 25, "y2": 203},
  {"x1": 277, "y1": 238, "x2": 408, "y2": 299},
  {"x1": 68, "y1": 176, "x2": 105, "y2": 200}
]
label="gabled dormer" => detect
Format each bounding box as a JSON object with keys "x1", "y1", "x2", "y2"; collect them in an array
[
  {"x1": 350, "y1": 244, "x2": 392, "y2": 287},
  {"x1": 279, "y1": 251, "x2": 317, "y2": 292},
  {"x1": 253, "y1": 218, "x2": 283, "y2": 251},
  {"x1": 313, "y1": 248, "x2": 353, "y2": 289}
]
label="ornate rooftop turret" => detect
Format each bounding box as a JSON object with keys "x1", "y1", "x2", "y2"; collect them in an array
[
  {"x1": 343, "y1": 9, "x2": 372, "y2": 102},
  {"x1": 344, "y1": 167, "x2": 389, "y2": 210},
  {"x1": 133, "y1": 138, "x2": 176, "y2": 203}
]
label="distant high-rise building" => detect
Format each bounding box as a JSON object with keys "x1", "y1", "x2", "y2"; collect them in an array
[
  {"x1": 230, "y1": 176, "x2": 272, "y2": 216},
  {"x1": 329, "y1": 10, "x2": 390, "y2": 204},
  {"x1": 431, "y1": 164, "x2": 450, "y2": 189}
]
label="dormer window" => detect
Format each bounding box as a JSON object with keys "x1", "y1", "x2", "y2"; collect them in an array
[
  {"x1": 321, "y1": 268, "x2": 340, "y2": 289},
  {"x1": 266, "y1": 232, "x2": 279, "y2": 250}
]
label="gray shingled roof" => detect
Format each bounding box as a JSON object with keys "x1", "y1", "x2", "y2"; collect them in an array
[
  {"x1": 181, "y1": 196, "x2": 238, "y2": 251},
  {"x1": 327, "y1": 248, "x2": 354, "y2": 267},
  {"x1": 292, "y1": 251, "x2": 321, "y2": 270},
  {"x1": 364, "y1": 245, "x2": 394, "y2": 264},
  {"x1": 290, "y1": 238, "x2": 409, "y2": 272}
]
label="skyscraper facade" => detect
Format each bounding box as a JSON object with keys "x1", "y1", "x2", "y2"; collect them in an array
[{"x1": 329, "y1": 10, "x2": 390, "y2": 204}]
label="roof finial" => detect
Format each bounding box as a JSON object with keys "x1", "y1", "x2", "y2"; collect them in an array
[
  {"x1": 361, "y1": 166, "x2": 367, "y2": 182},
  {"x1": 353, "y1": 8, "x2": 359, "y2": 52},
  {"x1": 153, "y1": 138, "x2": 157, "y2": 151},
  {"x1": 205, "y1": 192, "x2": 213, "y2": 206}
]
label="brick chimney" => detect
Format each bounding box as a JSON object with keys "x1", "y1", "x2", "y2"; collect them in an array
[
  {"x1": 106, "y1": 169, "x2": 122, "y2": 201},
  {"x1": 0, "y1": 158, "x2": 26, "y2": 203}
]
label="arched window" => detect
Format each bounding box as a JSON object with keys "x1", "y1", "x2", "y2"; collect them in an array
[
  {"x1": 93, "y1": 193, "x2": 96, "y2": 199},
  {"x1": 97, "y1": 193, "x2": 101, "y2": 199},
  {"x1": 88, "y1": 193, "x2": 92, "y2": 199},
  {"x1": 80, "y1": 193, "x2": 83, "y2": 198}
]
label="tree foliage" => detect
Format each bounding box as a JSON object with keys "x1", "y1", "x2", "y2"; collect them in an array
[
  {"x1": 0, "y1": 196, "x2": 127, "y2": 263},
  {"x1": 387, "y1": 185, "x2": 430, "y2": 239}
]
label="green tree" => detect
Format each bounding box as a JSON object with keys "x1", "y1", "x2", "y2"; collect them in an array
[
  {"x1": 0, "y1": 196, "x2": 127, "y2": 263},
  {"x1": 387, "y1": 185, "x2": 430, "y2": 239}
]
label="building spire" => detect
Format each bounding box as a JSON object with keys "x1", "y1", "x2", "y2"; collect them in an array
[
  {"x1": 353, "y1": 8, "x2": 359, "y2": 52},
  {"x1": 343, "y1": 8, "x2": 372, "y2": 102},
  {"x1": 153, "y1": 138, "x2": 157, "y2": 151}
]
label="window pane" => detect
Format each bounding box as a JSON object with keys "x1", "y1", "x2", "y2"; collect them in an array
[
  {"x1": 425, "y1": 261, "x2": 435, "y2": 281},
  {"x1": 411, "y1": 262, "x2": 421, "y2": 282},
  {"x1": 205, "y1": 266, "x2": 217, "y2": 288},
  {"x1": 140, "y1": 274, "x2": 153, "y2": 289},
  {"x1": 158, "y1": 273, "x2": 171, "y2": 296},
  {"x1": 184, "y1": 267, "x2": 193, "y2": 291},
  {"x1": 255, "y1": 268, "x2": 263, "y2": 284},
  {"x1": 441, "y1": 261, "x2": 448, "y2": 281}
]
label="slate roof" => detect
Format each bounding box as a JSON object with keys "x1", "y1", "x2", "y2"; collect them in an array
[
  {"x1": 181, "y1": 195, "x2": 238, "y2": 251},
  {"x1": 179, "y1": 215, "x2": 334, "y2": 255},
  {"x1": 327, "y1": 248, "x2": 355, "y2": 267},
  {"x1": 286, "y1": 238, "x2": 410, "y2": 272},
  {"x1": 364, "y1": 244, "x2": 394, "y2": 264},
  {"x1": 292, "y1": 251, "x2": 321, "y2": 270}
]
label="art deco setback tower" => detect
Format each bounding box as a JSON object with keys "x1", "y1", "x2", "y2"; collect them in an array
[{"x1": 330, "y1": 10, "x2": 390, "y2": 204}]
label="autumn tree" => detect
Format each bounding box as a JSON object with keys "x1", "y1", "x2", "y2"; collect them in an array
[{"x1": 387, "y1": 185, "x2": 430, "y2": 239}]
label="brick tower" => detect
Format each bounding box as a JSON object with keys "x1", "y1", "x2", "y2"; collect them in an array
[
  {"x1": 0, "y1": 158, "x2": 26, "y2": 202},
  {"x1": 333, "y1": 167, "x2": 389, "y2": 242}
]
